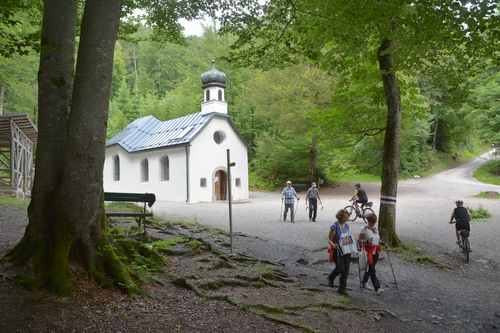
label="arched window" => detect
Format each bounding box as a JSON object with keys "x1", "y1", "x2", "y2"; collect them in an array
[
  {"x1": 140, "y1": 158, "x2": 149, "y2": 182},
  {"x1": 113, "y1": 155, "x2": 120, "y2": 181},
  {"x1": 218, "y1": 89, "x2": 223, "y2": 101},
  {"x1": 205, "y1": 89, "x2": 210, "y2": 101},
  {"x1": 160, "y1": 156, "x2": 169, "y2": 181}
]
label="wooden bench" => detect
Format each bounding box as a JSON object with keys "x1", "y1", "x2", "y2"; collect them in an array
[{"x1": 104, "y1": 192, "x2": 156, "y2": 232}]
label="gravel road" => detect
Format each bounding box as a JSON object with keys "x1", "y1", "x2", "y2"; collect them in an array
[
  {"x1": 154, "y1": 152, "x2": 500, "y2": 265},
  {"x1": 154, "y1": 152, "x2": 500, "y2": 331}
]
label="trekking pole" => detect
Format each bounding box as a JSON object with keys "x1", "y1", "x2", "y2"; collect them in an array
[
  {"x1": 279, "y1": 198, "x2": 283, "y2": 221},
  {"x1": 385, "y1": 247, "x2": 399, "y2": 290}
]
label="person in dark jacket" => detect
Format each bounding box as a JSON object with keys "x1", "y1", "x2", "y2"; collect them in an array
[
  {"x1": 306, "y1": 182, "x2": 323, "y2": 222},
  {"x1": 352, "y1": 183, "x2": 368, "y2": 207},
  {"x1": 450, "y1": 200, "x2": 471, "y2": 244}
]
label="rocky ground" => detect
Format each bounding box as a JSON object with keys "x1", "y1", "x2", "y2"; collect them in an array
[{"x1": 1, "y1": 204, "x2": 417, "y2": 333}]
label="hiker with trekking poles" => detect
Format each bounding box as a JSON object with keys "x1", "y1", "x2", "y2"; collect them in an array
[
  {"x1": 306, "y1": 182, "x2": 323, "y2": 222},
  {"x1": 281, "y1": 180, "x2": 300, "y2": 223},
  {"x1": 327, "y1": 209, "x2": 357, "y2": 295},
  {"x1": 358, "y1": 213, "x2": 384, "y2": 294}
]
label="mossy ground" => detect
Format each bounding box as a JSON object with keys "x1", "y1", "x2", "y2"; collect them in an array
[{"x1": 389, "y1": 243, "x2": 437, "y2": 266}]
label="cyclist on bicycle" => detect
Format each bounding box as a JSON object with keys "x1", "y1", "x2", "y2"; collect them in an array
[
  {"x1": 352, "y1": 183, "x2": 368, "y2": 208},
  {"x1": 449, "y1": 200, "x2": 471, "y2": 244}
]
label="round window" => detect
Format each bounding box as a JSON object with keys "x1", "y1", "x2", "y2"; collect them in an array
[{"x1": 213, "y1": 131, "x2": 226, "y2": 144}]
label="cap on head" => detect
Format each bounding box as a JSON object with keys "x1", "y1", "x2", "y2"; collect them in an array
[{"x1": 286, "y1": 180, "x2": 292, "y2": 185}]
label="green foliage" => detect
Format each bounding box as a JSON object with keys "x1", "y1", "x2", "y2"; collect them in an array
[
  {"x1": 0, "y1": 195, "x2": 29, "y2": 209},
  {"x1": 475, "y1": 191, "x2": 500, "y2": 200},
  {"x1": 105, "y1": 201, "x2": 143, "y2": 213},
  {"x1": 468, "y1": 207, "x2": 491, "y2": 220},
  {"x1": 473, "y1": 160, "x2": 500, "y2": 186}
]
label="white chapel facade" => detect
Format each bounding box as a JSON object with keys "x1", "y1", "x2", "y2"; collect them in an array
[{"x1": 103, "y1": 65, "x2": 249, "y2": 203}]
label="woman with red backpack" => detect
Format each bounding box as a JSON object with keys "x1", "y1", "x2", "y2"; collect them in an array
[{"x1": 358, "y1": 213, "x2": 383, "y2": 294}]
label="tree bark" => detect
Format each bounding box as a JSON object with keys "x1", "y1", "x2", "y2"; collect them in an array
[
  {"x1": 377, "y1": 38, "x2": 401, "y2": 247},
  {"x1": 309, "y1": 134, "x2": 318, "y2": 184},
  {"x1": 0, "y1": 83, "x2": 5, "y2": 115},
  {"x1": 7, "y1": 0, "x2": 125, "y2": 294},
  {"x1": 55, "y1": 0, "x2": 122, "y2": 282},
  {"x1": 8, "y1": 0, "x2": 77, "y2": 277}
]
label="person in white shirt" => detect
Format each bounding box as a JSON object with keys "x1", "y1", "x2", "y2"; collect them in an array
[{"x1": 359, "y1": 213, "x2": 383, "y2": 294}]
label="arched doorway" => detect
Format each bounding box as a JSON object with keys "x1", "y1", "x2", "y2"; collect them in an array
[{"x1": 213, "y1": 169, "x2": 227, "y2": 201}]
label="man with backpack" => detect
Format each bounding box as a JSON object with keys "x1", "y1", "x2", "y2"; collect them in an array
[
  {"x1": 449, "y1": 200, "x2": 471, "y2": 244},
  {"x1": 352, "y1": 183, "x2": 368, "y2": 208}
]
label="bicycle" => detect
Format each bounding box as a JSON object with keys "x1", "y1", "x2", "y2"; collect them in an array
[
  {"x1": 451, "y1": 221, "x2": 471, "y2": 263},
  {"x1": 344, "y1": 200, "x2": 375, "y2": 223}
]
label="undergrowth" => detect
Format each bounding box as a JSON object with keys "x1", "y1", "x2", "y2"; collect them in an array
[
  {"x1": 390, "y1": 243, "x2": 437, "y2": 265},
  {"x1": 468, "y1": 206, "x2": 491, "y2": 220}
]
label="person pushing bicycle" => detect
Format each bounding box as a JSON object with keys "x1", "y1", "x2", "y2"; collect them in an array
[{"x1": 449, "y1": 200, "x2": 471, "y2": 245}]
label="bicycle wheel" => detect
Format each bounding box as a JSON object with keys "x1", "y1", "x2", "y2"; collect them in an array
[
  {"x1": 344, "y1": 205, "x2": 356, "y2": 221},
  {"x1": 462, "y1": 237, "x2": 470, "y2": 264},
  {"x1": 362, "y1": 207, "x2": 375, "y2": 223}
]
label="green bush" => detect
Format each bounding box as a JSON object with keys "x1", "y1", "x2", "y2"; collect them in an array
[
  {"x1": 468, "y1": 206, "x2": 491, "y2": 220},
  {"x1": 473, "y1": 160, "x2": 500, "y2": 185}
]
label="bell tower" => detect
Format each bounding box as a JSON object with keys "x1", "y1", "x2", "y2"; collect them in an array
[{"x1": 200, "y1": 60, "x2": 228, "y2": 115}]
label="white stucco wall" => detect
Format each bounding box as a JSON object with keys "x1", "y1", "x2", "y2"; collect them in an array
[
  {"x1": 103, "y1": 145, "x2": 188, "y2": 202},
  {"x1": 188, "y1": 117, "x2": 249, "y2": 202},
  {"x1": 103, "y1": 116, "x2": 249, "y2": 203}
]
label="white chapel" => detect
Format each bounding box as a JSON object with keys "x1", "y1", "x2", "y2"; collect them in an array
[{"x1": 103, "y1": 64, "x2": 249, "y2": 203}]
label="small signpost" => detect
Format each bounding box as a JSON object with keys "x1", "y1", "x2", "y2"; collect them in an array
[{"x1": 226, "y1": 149, "x2": 236, "y2": 253}]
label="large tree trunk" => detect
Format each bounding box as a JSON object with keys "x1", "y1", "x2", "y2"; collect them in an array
[
  {"x1": 377, "y1": 38, "x2": 401, "y2": 247},
  {"x1": 7, "y1": 0, "x2": 76, "y2": 282},
  {"x1": 8, "y1": 0, "x2": 125, "y2": 294},
  {"x1": 309, "y1": 134, "x2": 318, "y2": 184},
  {"x1": 55, "y1": 0, "x2": 122, "y2": 276}
]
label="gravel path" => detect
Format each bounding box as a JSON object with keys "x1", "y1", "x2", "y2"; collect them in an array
[
  {"x1": 151, "y1": 152, "x2": 500, "y2": 332},
  {"x1": 153, "y1": 152, "x2": 500, "y2": 265}
]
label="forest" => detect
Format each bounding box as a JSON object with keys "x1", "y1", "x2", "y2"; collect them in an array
[{"x1": 1, "y1": 11, "x2": 499, "y2": 190}]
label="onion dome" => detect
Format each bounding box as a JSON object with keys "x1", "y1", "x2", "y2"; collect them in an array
[{"x1": 201, "y1": 60, "x2": 226, "y2": 88}]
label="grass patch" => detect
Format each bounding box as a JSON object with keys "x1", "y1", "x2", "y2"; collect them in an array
[
  {"x1": 148, "y1": 236, "x2": 190, "y2": 252},
  {"x1": 331, "y1": 172, "x2": 380, "y2": 184},
  {"x1": 473, "y1": 160, "x2": 500, "y2": 185},
  {"x1": 105, "y1": 202, "x2": 143, "y2": 213},
  {"x1": 474, "y1": 191, "x2": 500, "y2": 199},
  {"x1": 468, "y1": 206, "x2": 491, "y2": 220},
  {"x1": 0, "y1": 195, "x2": 29, "y2": 209},
  {"x1": 390, "y1": 243, "x2": 437, "y2": 265}
]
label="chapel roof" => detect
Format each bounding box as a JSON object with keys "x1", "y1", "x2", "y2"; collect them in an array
[{"x1": 106, "y1": 112, "x2": 243, "y2": 153}]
